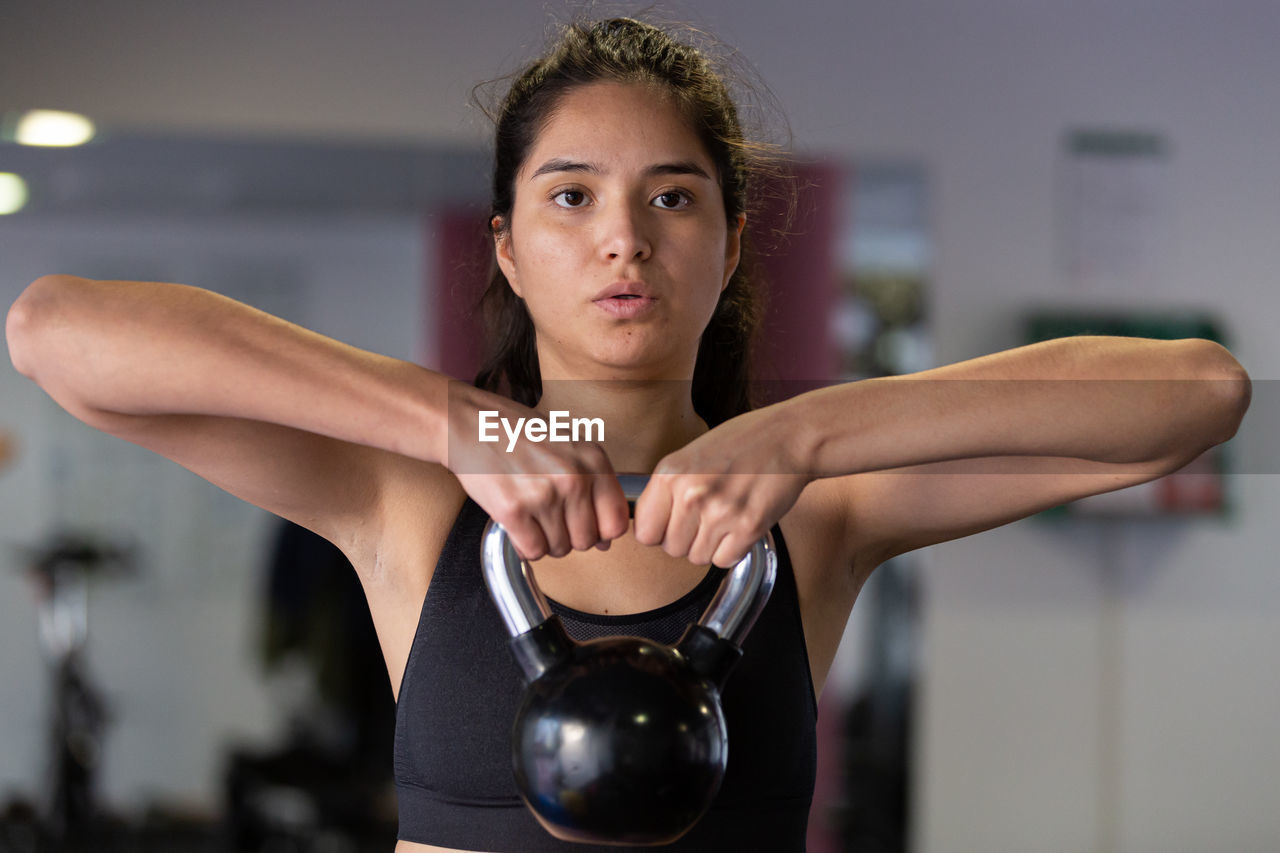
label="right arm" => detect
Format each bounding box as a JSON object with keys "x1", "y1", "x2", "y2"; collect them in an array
[{"x1": 5, "y1": 275, "x2": 625, "y2": 568}]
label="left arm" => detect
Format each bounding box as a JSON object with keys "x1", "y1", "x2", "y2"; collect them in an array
[
  {"x1": 797, "y1": 335, "x2": 1250, "y2": 569},
  {"x1": 635, "y1": 336, "x2": 1250, "y2": 570}
]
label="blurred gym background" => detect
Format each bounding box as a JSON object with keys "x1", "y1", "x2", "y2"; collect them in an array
[{"x1": 1, "y1": 2, "x2": 1276, "y2": 851}]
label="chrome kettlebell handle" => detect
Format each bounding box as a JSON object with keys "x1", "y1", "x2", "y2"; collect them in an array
[{"x1": 481, "y1": 473, "x2": 776, "y2": 649}]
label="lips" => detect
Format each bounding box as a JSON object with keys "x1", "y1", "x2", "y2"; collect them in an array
[
  {"x1": 594, "y1": 294, "x2": 658, "y2": 318},
  {"x1": 593, "y1": 281, "x2": 658, "y2": 301}
]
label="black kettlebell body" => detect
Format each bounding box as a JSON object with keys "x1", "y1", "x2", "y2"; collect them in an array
[
  {"x1": 482, "y1": 475, "x2": 777, "y2": 846},
  {"x1": 512, "y1": 633, "x2": 725, "y2": 844}
]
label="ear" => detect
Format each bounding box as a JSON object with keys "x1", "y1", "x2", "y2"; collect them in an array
[
  {"x1": 492, "y1": 216, "x2": 522, "y2": 297},
  {"x1": 722, "y1": 213, "x2": 746, "y2": 290}
]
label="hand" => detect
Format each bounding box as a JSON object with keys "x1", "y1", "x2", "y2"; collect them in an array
[
  {"x1": 633, "y1": 406, "x2": 813, "y2": 567},
  {"x1": 445, "y1": 384, "x2": 629, "y2": 561}
]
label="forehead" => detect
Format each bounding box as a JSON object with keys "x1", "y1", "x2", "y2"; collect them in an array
[{"x1": 520, "y1": 81, "x2": 714, "y2": 180}]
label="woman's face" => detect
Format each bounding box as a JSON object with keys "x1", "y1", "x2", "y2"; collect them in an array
[{"x1": 495, "y1": 81, "x2": 745, "y2": 381}]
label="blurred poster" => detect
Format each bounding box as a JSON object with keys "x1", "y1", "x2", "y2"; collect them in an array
[
  {"x1": 1058, "y1": 129, "x2": 1170, "y2": 290},
  {"x1": 832, "y1": 164, "x2": 932, "y2": 380}
]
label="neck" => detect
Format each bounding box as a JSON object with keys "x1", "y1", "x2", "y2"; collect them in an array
[{"x1": 533, "y1": 379, "x2": 707, "y2": 474}]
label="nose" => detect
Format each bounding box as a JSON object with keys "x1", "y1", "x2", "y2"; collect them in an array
[{"x1": 599, "y1": 201, "x2": 652, "y2": 263}]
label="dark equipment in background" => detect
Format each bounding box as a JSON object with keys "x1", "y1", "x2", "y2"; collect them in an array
[
  {"x1": 838, "y1": 559, "x2": 918, "y2": 853},
  {"x1": 14, "y1": 530, "x2": 137, "y2": 849},
  {"x1": 223, "y1": 520, "x2": 397, "y2": 851}
]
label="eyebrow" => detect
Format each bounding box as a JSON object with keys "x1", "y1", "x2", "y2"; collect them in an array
[{"x1": 527, "y1": 158, "x2": 714, "y2": 182}]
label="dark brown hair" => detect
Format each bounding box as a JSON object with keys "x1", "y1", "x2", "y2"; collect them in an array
[{"x1": 473, "y1": 16, "x2": 787, "y2": 427}]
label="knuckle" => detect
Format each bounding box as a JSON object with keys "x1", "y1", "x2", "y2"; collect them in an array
[
  {"x1": 542, "y1": 458, "x2": 575, "y2": 480},
  {"x1": 517, "y1": 536, "x2": 545, "y2": 561},
  {"x1": 527, "y1": 478, "x2": 555, "y2": 505},
  {"x1": 491, "y1": 492, "x2": 517, "y2": 521},
  {"x1": 564, "y1": 475, "x2": 592, "y2": 500},
  {"x1": 736, "y1": 521, "x2": 764, "y2": 548},
  {"x1": 652, "y1": 459, "x2": 681, "y2": 478},
  {"x1": 716, "y1": 540, "x2": 745, "y2": 566},
  {"x1": 706, "y1": 495, "x2": 737, "y2": 523},
  {"x1": 675, "y1": 483, "x2": 709, "y2": 511}
]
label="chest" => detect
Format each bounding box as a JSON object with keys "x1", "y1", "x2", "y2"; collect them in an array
[
  {"x1": 527, "y1": 532, "x2": 720, "y2": 615},
  {"x1": 374, "y1": 485, "x2": 862, "y2": 704},
  {"x1": 391, "y1": 505, "x2": 823, "y2": 834}
]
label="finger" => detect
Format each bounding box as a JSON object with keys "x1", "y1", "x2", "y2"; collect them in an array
[
  {"x1": 632, "y1": 476, "x2": 671, "y2": 546},
  {"x1": 502, "y1": 513, "x2": 550, "y2": 562},
  {"x1": 711, "y1": 513, "x2": 768, "y2": 568},
  {"x1": 592, "y1": 473, "x2": 629, "y2": 548},
  {"x1": 661, "y1": 513, "x2": 700, "y2": 560},
  {"x1": 712, "y1": 535, "x2": 753, "y2": 569},
  {"x1": 525, "y1": 485, "x2": 570, "y2": 558},
  {"x1": 660, "y1": 483, "x2": 706, "y2": 559},
  {"x1": 561, "y1": 476, "x2": 601, "y2": 552},
  {"x1": 687, "y1": 524, "x2": 729, "y2": 568}
]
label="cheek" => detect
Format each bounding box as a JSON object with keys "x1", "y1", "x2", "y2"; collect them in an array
[
  {"x1": 513, "y1": 210, "x2": 576, "y2": 263},
  {"x1": 523, "y1": 225, "x2": 575, "y2": 261},
  {"x1": 509, "y1": 227, "x2": 584, "y2": 317},
  {"x1": 686, "y1": 234, "x2": 731, "y2": 290}
]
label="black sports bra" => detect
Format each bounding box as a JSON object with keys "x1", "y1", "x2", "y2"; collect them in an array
[{"x1": 393, "y1": 497, "x2": 818, "y2": 850}]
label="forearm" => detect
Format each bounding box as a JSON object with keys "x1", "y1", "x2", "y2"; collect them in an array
[
  {"x1": 786, "y1": 336, "x2": 1251, "y2": 478},
  {"x1": 6, "y1": 275, "x2": 454, "y2": 464}
]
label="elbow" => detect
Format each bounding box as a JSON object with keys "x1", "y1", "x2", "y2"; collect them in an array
[
  {"x1": 6, "y1": 275, "x2": 82, "y2": 381},
  {"x1": 1217, "y1": 363, "x2": 1251, "y2": 446},
  {"x1": 1186, "y1": 338, "x2": 1251, "y2": 446},
  {"x1": 6, "y1": 278, "x2": 49, "y2": 379}
]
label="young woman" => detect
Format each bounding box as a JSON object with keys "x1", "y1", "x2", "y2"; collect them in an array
[{"x1": 5, "y1": 17, "x2": 1250, "y2": 853}]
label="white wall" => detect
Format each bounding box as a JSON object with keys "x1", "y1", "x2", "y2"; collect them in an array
[
  {"x1": 2, "y1": 1, "x2": 1277, "y2": 848},
  {"x1": 818, "y1": 7, "x2": 1280, "y2": 852},
  {"x1": 0, "y1": 213, "x2": 427, "y2": 812}
]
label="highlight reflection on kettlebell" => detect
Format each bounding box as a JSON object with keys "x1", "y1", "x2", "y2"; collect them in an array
[{"x1": 480, "y1": 473, "x2": 777, "y2": 846}]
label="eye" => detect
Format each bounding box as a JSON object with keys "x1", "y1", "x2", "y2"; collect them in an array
[
  {"x1": 652, "y1": 190, "x2": 691, "y2": 210},
  {"x1": 553, "y1": 189, "x2": 589, "y2": 208}
]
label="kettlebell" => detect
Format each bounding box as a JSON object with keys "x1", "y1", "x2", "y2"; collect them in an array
[{"x1": 481, "y1": 474, "x2": 777, "y2": 846}]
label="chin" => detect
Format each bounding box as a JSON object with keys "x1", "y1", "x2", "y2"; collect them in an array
[{"x1": 580, "y1": 344, "x2": 670, "y2": 375}]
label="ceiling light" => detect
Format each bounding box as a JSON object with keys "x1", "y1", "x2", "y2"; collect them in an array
[
  {"x1": 14, "y1": 110, "x2": 96, "y2": 147},
  {"x1": 0, "y1": 173, "x2": 29, "y2": 214}
]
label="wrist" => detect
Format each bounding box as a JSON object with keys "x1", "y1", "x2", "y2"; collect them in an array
[
  {"x1": 439, "y1": 381, "x2": 530, "y2": 471},
  {"x1": 439, "y1": 379, "x2": 484, "y2": 470},
  {"x1": 389, "y1": 365, "x2": 473, "y2": 467},
  {"x1": 780, "y1": 380, "x2": 885, "y2": 480},
  {"x1": 767, "y1": 393, "x2": 826, "y2": 480}
]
